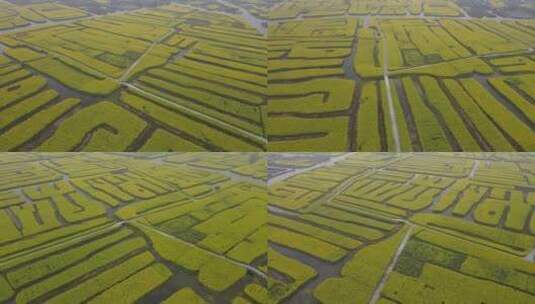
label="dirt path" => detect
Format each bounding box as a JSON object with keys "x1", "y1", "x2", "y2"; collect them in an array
[
  {"x1": 381, "y1": 35, "x2": 401, "y2": 152},
  {"x1": 123, "y1": 83, "x2": 268, "y2": 146},
  {"x1": 0, "y1": 221, "x2": 124, "y2": 269},
  {"x1": 302, "y1": 171, "x2": 371, "y2": 213},
  {"x1": 268, "y1": 205, "x2": 301, "y2": 217},
  {"x1": 120, "y1": 29, "x2": 175, "y2": 82},
  {"x1": 369, "y1": 225, "x2": 414, "y2": 304},
  {"x1": 267, "y1": 153, "x2": 352, "y2": 185},
  {"x1": 469, "y1": 160, "x2": 479, "y2": 179},
  {"x1": 187, "y1": 164, "x2": 266, "y2": 186}
]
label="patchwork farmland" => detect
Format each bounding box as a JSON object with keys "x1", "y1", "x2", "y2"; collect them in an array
[
  {"x1": 0, "y1": 1, "x2": 267, "y2": 152},
  {"x1": 267, "y1": 0, "x2": 535, "y2": 152},
  {"x1": 268, "y1": 153, "x2": 535, "y2": 303},
  {"x1": 0, "y1": 152, "x2": 267, "y2": 303},
  {"x1": 1, "y1": 0, "x2": 533, "y2": 152},
  {"x1": 2, "y1": 152, "x2": 534, "y2": 303}
]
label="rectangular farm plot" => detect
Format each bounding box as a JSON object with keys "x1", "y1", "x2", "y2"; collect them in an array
[
  {"x1": 0, "y1": 2, "x2": 88, "y2": 31},
  {"x1": 0, "y1": 152, "x2": 268, "y2": 303}
]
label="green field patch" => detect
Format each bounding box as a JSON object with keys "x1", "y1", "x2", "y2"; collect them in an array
[
  {"x1": 0, "y1": 98, "x2": 79, "y2": 151},
  {"x1": 300, "y1": 213, "x2": 385, "y2": 240},
  {"x1": 402, "y1": 49, "x2": 425, "y2": 66},
  {"x1": 97, "y1": 52, "x2": 135, "y2": 68},
  {"x1": 0, "y1": 76, "x2": 47, "y2": 109},
  {"x1": 267, "y1": 116, "x2": 349, "y2": 151},
  {"x1": 15, "y1": 237, "x2": 147, "y2": 304},
  {"x1": 122, "y1": 91, "x2": 264, "y2": 151},
  {"x1": 443, "y1": 79, "x2": 515, "y2": 151},
  {"x1": 269, "y1": 226, "x2": 346, "y2": 262},
  {"x1": 46, "y1": 251, "x2": 154, "y2": 303},
  {"x1": 269, "y1": 67, "x2": 344, "y2": 81},
  {"x1": 28, "y1": 57, "x2": 119, "y2": 96},
  {"x1": 140, "y1": 129, "x2": 205, "y2": 152},
  {"x1": 314, "y1": 226, "x2": 410, "y2": 304},
  {"x1": 87, "y1": 263, "x2": 171, "y2": 304},
  {"x1": 37, "y1": 101, "x2": 146, "y2": 151},
  {"x1": 269, "y1": 215, "x2": 362, "y2": 249},
  {"x1": 460, "y1": 79, "x2": 534, "y2": 151},
  {"x1": 162, "y1": 288, "x2": 206, "y2": 304},
  {"x1": 227, "y1": 228, "x2": 267, "y2": 264},
  {"x1": 138, "y1": 223, "x2": 247, "y2": 291},
  {"x1": 136, "y1": 76, "x2": 262, "y2": 134},
  {"x1": 401, "y1": 77, "x2": 451, "y2": 151},
  {"x1": 269, "y1": 78, "x2": 354, "y2": 114},
  {"x1": 473, "y1": 198, "x2": 506, "y2": 226},
  {"x1": 419, "y1": 76, "x2": 480, "y2": 151},
  {"x1": 357, "y1": 81, "x2": 381, "y2": 151},
  {"x1": 394, "y1": 238, "x2": 466, "y2": 277},
  {"x1": 383, "y1": 262, "x2": 534, "y2": 304},
  {"x1": 412, "y1": 213, "x2": 535, "y2": 255},
  {"x1": 0, "y1": 275, "x2": 13, "y2": 302},
  {"x1": 488, "y1": 77, "x2": 535, "y2": 124},
  {"x1": 5, "y1": 47, "x2": 45, "y2": 62},
  {"x1": 391, "y1": 57, "x2": 492, "y2": 78},
  {"x1": 268, "y1": 248, "x2": 317, "y2": 302},
  {"x1": 0, "y1": 89, "x2": 58, "y2": 130}
]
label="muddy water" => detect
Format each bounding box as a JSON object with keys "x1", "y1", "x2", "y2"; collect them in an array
[
  {"x1": 137, "y1": 250, "x2": 263, "y2": 303},
  {"x1": 215, "y1": 0, "x2": 267, "y2": 35},
  {"x1": 268, "y1": 153, "x2": 351, "y2": 185},
  {"x1": 43, "y1": 73, "x2": 102, "y2": 104},
  {"x1": 0, "y1": 18, "x2": 77, "y2": 35},
  {"x1": 22, "y1": 60, "x2": 113, "y2": 104},
  {"x1": 128, "y1": 222, "x2": 263, "y2": 304},
  {"x1": 270, "y1": 243, "x2": 351, "y2": 304},
  {"x1": 172, "y1": 0, "x2": 267, "y2": 35},
  {"x1": 525, "y1": 247, "x2": 535, "y2": 262},
  {"x1": 192, "y1": 166, "x2": 266, "y2": 186},
  {"x1": 342, "y1": 35, "x2": 361, "y2": 82}
]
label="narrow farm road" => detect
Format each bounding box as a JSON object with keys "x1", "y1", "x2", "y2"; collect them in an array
[
  {"x1": 187, "y1": 164, "x2": 267, "y2": 187},
  {"x1": 122, "y1": 83, "x2": 268, "y2": 146},
  {"x1": 469, "y1": 160, "x2": 479, "y2": 179},
  {"x1": 302, "y1": 171, "x2": 371, "y2": 213},
  {"x1": 267, "y1": 205, "x2": 301, "y2": 218},
  {"x1": 369, "y1": 225, "x2": 414, "y2": 304},
  {"x1": 120, "y1": 29, "x2": 175, "y2": 82},
  {"x1": 267, "y1": 153, "x2": 352, "y2": 185},
  {"x1": 0, "y1": 221, "x2": 124, "y2": 268},
  {"x1": 381, "y1": 32, "x2": 401, "y2": 152}
]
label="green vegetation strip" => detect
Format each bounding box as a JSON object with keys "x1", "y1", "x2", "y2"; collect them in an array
[
  {"x1": 0, "y1": 98, "x2": 79, "y2": 151},
  {"x1": 269, "y1": 226, "x2": 346, "y2": 262}
]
